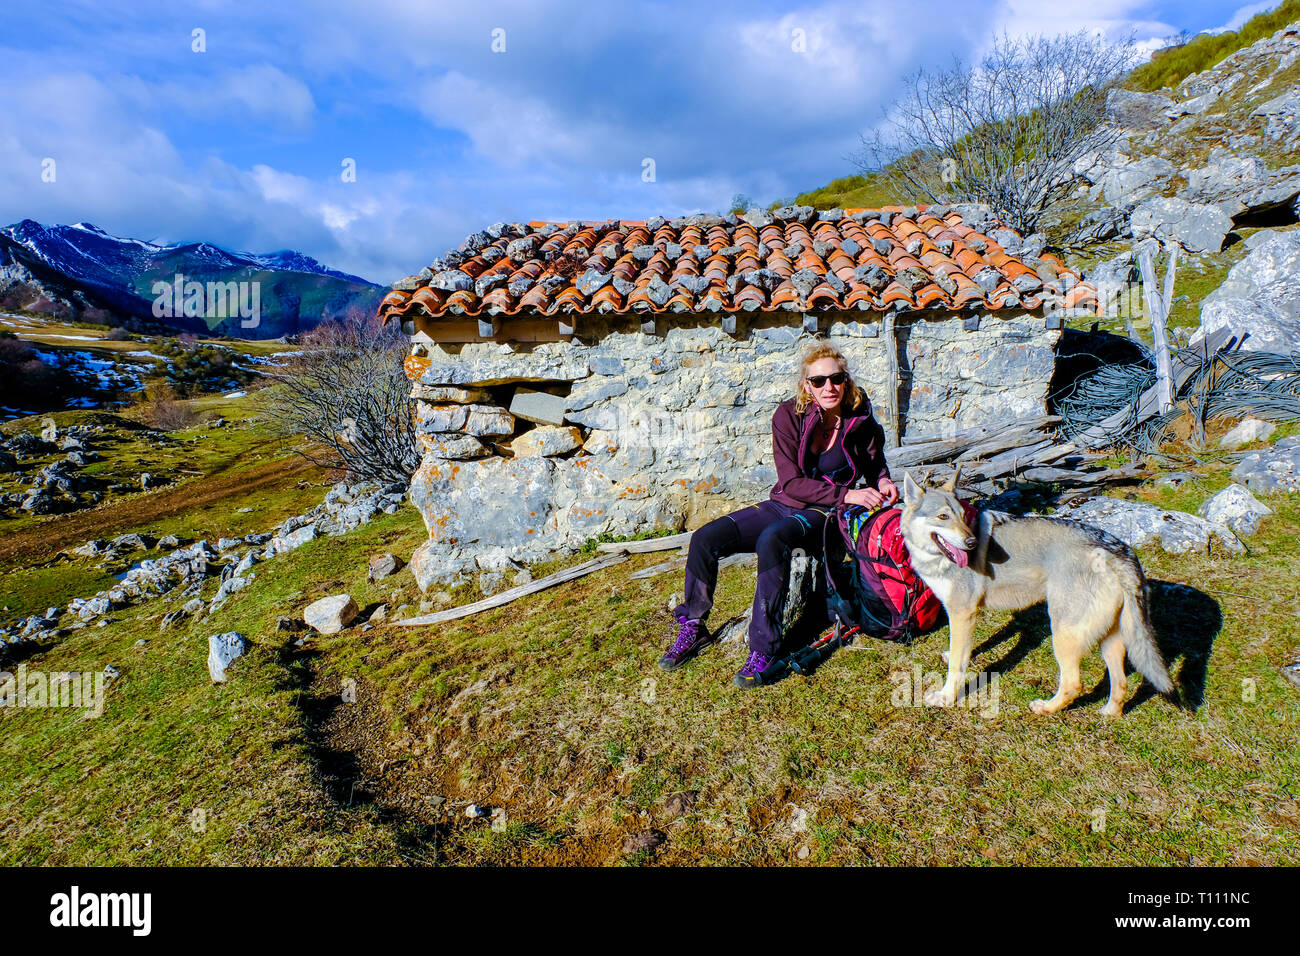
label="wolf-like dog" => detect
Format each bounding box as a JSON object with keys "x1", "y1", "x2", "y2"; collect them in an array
[{"x1": 899, "y1": 471, "x2": 1175, "y2": 717}]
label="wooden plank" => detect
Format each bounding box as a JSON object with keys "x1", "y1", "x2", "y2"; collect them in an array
[
  {"x1": 418, "y1": 318, "x2": 564, "y2": 344},
  {"x1": 597, "y1": 531, "x2": 694, "y2": 554},
  {"x1": 396, "y1": 550, "x2": 631, "y2": 627},
  {"x1": 629, "y1": 551, "x2": 756, "y2": 581},
  {"x1": 884, "y1": 311, "x2": 901, "y2": 448},
  {"x1": 887, "y1": 415, "x2": 1061, "y2": 469},
  {"x1": 1137, "y1": 245, "x2": 1175, "y2": 413}
]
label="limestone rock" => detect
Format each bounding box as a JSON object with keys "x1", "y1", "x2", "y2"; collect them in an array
[
  {"x1": 368, "y1": 553, "x2": 403, "y2": 581},
  {"x1": 303, "y1": 594, "x2": 359, "y2": 634},
  {"x1": 1054, "y1": 497, "x2": 1242, "y2": 554},
  {"x1": 1129, "y1": 197, "x2": 1231, "y2": 254},
  {"x1": 508, "y1": 388, "x2": 568, "y2": 425},
  {"x1": 416, "y1": 433, "x2": 491, "y2": 460},
  {"x1": 1197, "y1": 483, "x2": 1272, "y2": 537},
  {"x1": 207, "y1": 632, "x2": 247, "y2": 683},
  {"x1": 509, "y1": 425, "x2": 583, "y2": 458},
  {"x1": 1219, "y1": 417, "x2": 1277, "y2": 450},
  {"x1": 409, "y1": 384, "x2": 492, "y2": 404},
  {"x1": 1231, "y1": 436, "x2": 1300, "y2": 493},
  {"x1": 1194, "y1": 232, "x2": 1300, "y2": 354}
]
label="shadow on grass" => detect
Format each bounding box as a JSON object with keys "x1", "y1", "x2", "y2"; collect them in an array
[
  {"x1": 272, "y1": 640, "x2": 445, "y2": 863},
  {"x1": 967, "y1": 581, "x2": 1220, "y2": 715}
]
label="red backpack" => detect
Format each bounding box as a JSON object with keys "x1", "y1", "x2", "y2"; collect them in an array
[{"x1": 821, "y1": 503, "x2": 946, "y2": 642}]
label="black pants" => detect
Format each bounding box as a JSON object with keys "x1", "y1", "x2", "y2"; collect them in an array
[{"x1": 672, "y1": 500, "x2": 831, "y2": 656}]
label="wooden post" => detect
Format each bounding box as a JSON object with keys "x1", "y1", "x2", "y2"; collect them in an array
[
  {"x1": 1137, "y1": 245, "x2": 1176, "y2": 414},
  {"x1": 884, "y1": 311, "x2": 901, "y2": 448}
]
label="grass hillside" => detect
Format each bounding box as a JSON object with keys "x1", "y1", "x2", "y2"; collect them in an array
[
  {"x1": 1129, "y1": 0, "x2": 1300, "y2": 92},
  {"x1": 2, "y1": 360, "x2": 1297, "y2": 862}
]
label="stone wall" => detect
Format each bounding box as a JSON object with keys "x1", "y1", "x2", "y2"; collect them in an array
[{"x1": 404, "y1": 312, "x2": 1059, "y2": 592}]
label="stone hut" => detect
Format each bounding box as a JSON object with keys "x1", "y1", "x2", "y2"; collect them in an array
[{"x1": 378, "y1": 203, "x2": 1098, "y2": 593}]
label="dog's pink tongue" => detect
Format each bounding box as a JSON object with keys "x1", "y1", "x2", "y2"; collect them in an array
[{"x1": 951, "y1": 546, "x2": 969, "y2": 568}]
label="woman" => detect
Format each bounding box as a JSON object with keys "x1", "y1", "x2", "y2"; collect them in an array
[{"x1": 659, "y1": 342, "x2": 899, "y2": 688}]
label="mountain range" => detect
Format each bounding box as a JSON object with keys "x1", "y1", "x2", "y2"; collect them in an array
[{"x1": 0, "y1": 220, "x2": 385, "y2": 339}]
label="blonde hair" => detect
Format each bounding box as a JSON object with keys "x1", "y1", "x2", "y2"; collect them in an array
[{"x1": 793, "y1": 341, "x2": 866, "y2": 414}]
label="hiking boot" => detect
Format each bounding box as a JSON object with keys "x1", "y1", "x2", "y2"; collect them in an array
[
  {"x1": 658, "y1": 615, "x2": 713, "y2": 671},
  {"x1": 733, "y1": 650, "x2": 776, "y2": 689}
]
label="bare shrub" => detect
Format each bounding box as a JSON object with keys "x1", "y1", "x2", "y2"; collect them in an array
[
  {"x1": 855, "y1": 31, "x2": 1138, "y2": 237},
  {"x1": 265, "y1": 316, "x2": 417, "y2": 485},
  {"x1": 136, "y1": 380, "x2": 200, "y2": 431},
  {"x1": 103, "y1": 326, "x2": 132, "y2": 341}
]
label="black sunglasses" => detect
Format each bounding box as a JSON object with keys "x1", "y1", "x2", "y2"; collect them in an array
[{"x1": 807, "y1": 371, "x2": 847, "y2": 388}]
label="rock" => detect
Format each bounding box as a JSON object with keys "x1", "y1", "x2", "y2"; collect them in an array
[
  {"x1": 409, "y1": 540, "x2": 470, "y2": 591},
  {"x1": 465, "y1": 803, "x2": 490, "y2": 819},
  {"x1": 40, "y1": 418, "x2": 58, "y2": 442},
  {"x1": 1095, "y1": 155, "x2": 1175, "y2": 207},
  {"x1": 1106, "y1": 88, "x2": 1175, "y2": 130},
  {"x1": 415, "y1": 402, "x2": 515, "y2": 438},
  {"x1": 140, "y1": 473, "x2": 158, "y2": 490},
  {"x1": 490, "y1": 807, "x2": 508, "y2": 833},
  {"x1": 622, "y1": 831, "x2": 666, "y2": 855},
  {"x1": 477, "y1": 571, "x2": 509, "y2": 596},
  {"x1": 207, "y1": 632, "x2": 247, "y2": 682},
  {"x1": 508, "y1": 425, "x2": 583, "y2": 458},
  {"x1": 303, "y1": 594, "x2": 359, "y2": 634},
  {"x1": 272, "y1": 523, "x2": 318, "y2": 555},
  {"x1": 77, "y1": 596, "x2": 112, "y2": 621},
  {"x1": 416, "y1": 433, "x2": 491, "y2": 460},
  {"x1": 367, "y1": 604, "x2": 388, "y2": 623},
  {"x1": 1194, "y1": 232, "x2": 1300, "y2": 354},
  {"x1": 1054, "y1": 497, "x2": 1242, "y2": 555},
  {"x1": 158, "y1": 534, "x2": 180, "y2": 548},
  {"x1": 1197, "y1": 483, "x2": 1273, "y2": 537},
  {"x1": 367, "y1": 553, "x2": 403, "y2": 582},
  {"x1": 1129, "y1": 197, "x2": 1232, "y2": 253},
  {"x1": 508, "y1": 388, "x2": 568, "y2": 426},
  {"x1": 410, "y1": 384, "x2": 492, "y2": 404},
  {"x1": 217, "y1": 537, "x2": 242, "y2": 552},
  {"x1": 1253, "y1": 88, "x2": 1300, "y2": 143},
  {"x1": 1219, "y1": 417, "x2": 1277, "y2": 449},
  {"x1": 111, "y1": 533, "x2": 153, "y2": 552},
  {"x1": 211, "y1": 575, "x2": 249, "y2": 606},
  {"x1": 1231, "y1": 436, "x2": 1300, "y2": 493}
]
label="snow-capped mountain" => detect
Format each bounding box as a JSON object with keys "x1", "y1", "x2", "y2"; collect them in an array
[
  {"x1": 2, "y1": 220, "x2": 373, "y2": 290},
  {"x1": 0, "y1": 220, "x2": 385, "y2": 339}
]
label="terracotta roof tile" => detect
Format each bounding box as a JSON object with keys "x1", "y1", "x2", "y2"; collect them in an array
[{"x1": 380, "y1": 206, "x2": 1095, "y2": 323}]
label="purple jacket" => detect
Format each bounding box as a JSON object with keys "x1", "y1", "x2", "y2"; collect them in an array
[{"x1": 769, "y1": 394, "x2": 891, "y2": 510}]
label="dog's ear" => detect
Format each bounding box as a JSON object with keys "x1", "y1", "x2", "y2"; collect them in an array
[
  {"x1": 903, "y1": 472, "x2": 921, "y2": 506},
  {"x1": 942, "y1": 467, "x2": 961, "y2": 493}
]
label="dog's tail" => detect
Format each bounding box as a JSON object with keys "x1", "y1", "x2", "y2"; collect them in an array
[{"x1": 1109, "y1": 555, "x2": 1176, "y2": 699}]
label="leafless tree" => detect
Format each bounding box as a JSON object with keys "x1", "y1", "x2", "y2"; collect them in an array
[
  {"x1": 855, "y1": 31, "x2": 1138, "y2": 237},
  {"x1": 266, "y1": 316, "x2": 418, "y2": 485}
]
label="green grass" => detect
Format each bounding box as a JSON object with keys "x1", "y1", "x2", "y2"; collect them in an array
[
  {"x1": 1129, "y1": 1, "x2": 1300, "y2": 92},
  {"x1": 9, "y1": 439, "x2": 1296, "y2": 864},
  {"x1": 794, "y1": 173, "x2": 900, "y2": 212}
]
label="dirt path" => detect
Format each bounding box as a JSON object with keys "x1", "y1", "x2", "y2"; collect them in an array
[{"x1": 0, "y1": 454, "x2": 323, "y2": 568}]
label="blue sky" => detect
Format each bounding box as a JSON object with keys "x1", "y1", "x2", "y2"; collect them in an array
[{"x1": 0, "y1": 0, "x2": 1272, "y2": 283}]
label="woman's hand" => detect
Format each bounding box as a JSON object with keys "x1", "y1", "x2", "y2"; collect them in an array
[
  {"x1": 844, "y1": 488, "x2": 884, "y2": 508},
  {"x1": 844, "y1": 478, "x2": 898, "y2": 509},
  {"x1": 878, "y1": 477, "x2": 899, "y2": 506}
]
